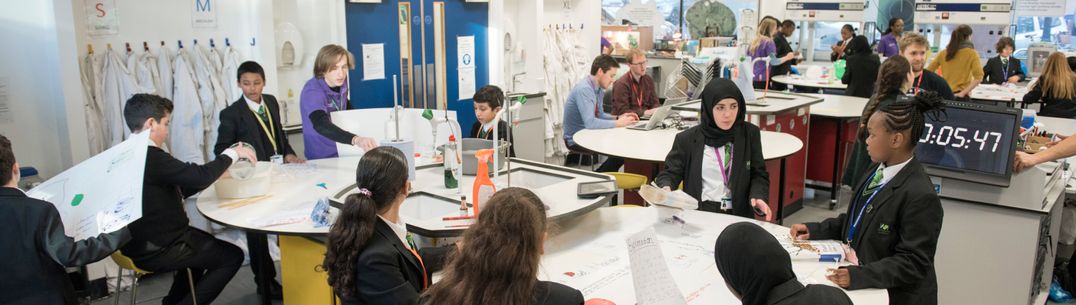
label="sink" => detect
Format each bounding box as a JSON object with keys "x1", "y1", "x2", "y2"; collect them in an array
[
  {"x1": 400, "y1": 193, "x2": 462, "y2": 222},
  {"x1": 492, "y1": 167, "x2": 573, "y2": 190}
]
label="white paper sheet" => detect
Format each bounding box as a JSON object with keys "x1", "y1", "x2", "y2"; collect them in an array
[
  {"x1": 28, "y1": 132, "x2": 148, "y2": 240},
  {"x1": 626, "y1": 228, "x2": 688, "y2": 305},
  {"x1": 362, "y1": 43, "x2": 385, "y2": 81}
]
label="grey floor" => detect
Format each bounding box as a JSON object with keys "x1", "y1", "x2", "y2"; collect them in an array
[{"x1": 90, "y1": 263, "x2": 284, "y2": 305}]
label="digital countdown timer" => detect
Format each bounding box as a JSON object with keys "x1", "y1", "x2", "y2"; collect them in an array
[{"x1": 914, "y1": 101, "x2": 1021, "y2": 187}]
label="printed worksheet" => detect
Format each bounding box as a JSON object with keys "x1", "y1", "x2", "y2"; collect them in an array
[{"x1": 626, "y1": 228, "x2": 688, "y2": 305}]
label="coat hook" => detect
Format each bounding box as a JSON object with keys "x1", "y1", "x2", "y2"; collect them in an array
[
  {"x1": 250, "y1": 37, "x2": 256, "y2": 46},
  {"x1": 107, "y1": 43, "x2": 112, "y2": 50},
  {"x1": 87, "y1": 44, "x2": 94, "y2": 55},
  {"x1": 210, "y1": 38, "x2": 215, "y2": 48},
  {"x1": 143, "y1": 41, "x2": 149, "y2": 52},
  {"x1": 161, "y1": 41, "x2": 166, "y2": 47},
  {"x1": 225, "y1": 38, "x2": 231, "y2": 47},
  {"x1": 125, "y1": 42, "x2": 132, "y2": 53},
  {"x1": 178, "y1": 40, "x2": 183, "y2": 49},
  {"x1": 193, "y1": 39, "x2": 198, "y2": 45}
]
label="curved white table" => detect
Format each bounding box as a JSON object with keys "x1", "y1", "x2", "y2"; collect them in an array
[
  {"x1": 773, "y1": 74, "x2": 848, "y2": 90},
  {"x1": 970, "y1": 83, "x2": 1028, "y2": 103},
  {"x1": 196, "y1": 157, "x2": 612, "y2": 237},
  {"x1": 572, "y1": 128, "x2": 802, "y2": 162},
  {"x1": 542, "y1": 207, "x2": 889, "y2": 304}
]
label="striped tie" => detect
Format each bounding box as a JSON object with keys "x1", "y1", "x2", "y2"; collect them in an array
[
  {"x1": 861, "y1": 167, "x2": 884, "y2": 197},
  {"x1": 256, "y1": 105, "x2": 270, "y2": 123}
]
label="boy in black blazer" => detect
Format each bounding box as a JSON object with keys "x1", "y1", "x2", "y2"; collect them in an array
[
  {"x1": 982, "y1": 37, "x2": 1025, "y2": 85},
  {"x1": 790, "y1": 95, "x2": 946, "y2": 305},
  {"x1": 468, "y1": 85, "x2": 514, "y2": 157},
  {"x1": 0, "y1": 135, "x2": 131, "y2": 305},
  {"x1": 654, "y1": 78, "x2": 771, "y2": 220},
  {"x1": 214, "y1": 61, "x2": 299, "y2": 299},
  {"x1": 120, "y1": 94, "x2": 258, "y2": 305}
]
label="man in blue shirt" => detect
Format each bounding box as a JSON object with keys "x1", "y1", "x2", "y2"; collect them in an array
[{"x1": 564, "y1": 55, "x2": 639, "y2": 172}]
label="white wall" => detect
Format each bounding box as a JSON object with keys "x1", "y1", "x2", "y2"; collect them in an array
[
  {"x1": 0, "y1": 1, "x2": 78, "y2": 178},
  {"x1": 272, "y1": 0, "x2": 347, "y2": 127},
  {"x1": 488, "y1": 0, "x2": 600, "y2": 93}
]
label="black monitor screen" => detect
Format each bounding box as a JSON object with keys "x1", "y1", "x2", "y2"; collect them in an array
[{"x1": 914, "y1": 103, "x2": 1019, "y2": 178}]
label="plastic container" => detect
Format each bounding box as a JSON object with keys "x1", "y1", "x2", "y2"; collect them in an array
[
  {"x1": 215, "y1": 161, "x2": 273, "y2": 199},
  {"x1": 471, "y1": 149, "x2": 496, "y2": 215},
  {"x1": 1022, "y1": 109, "x2": 1037, "y2": 129},
  {"x1": 461, "y1": 138, "x2": 508, "y2": 176},
  {"x1": 833, "y1": 59, "x2": 846, "y2": 79},
  {"x1": 444, "y1": 135, "x2": 460, "y2": 190}
]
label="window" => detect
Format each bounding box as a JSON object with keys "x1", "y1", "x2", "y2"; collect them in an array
[{"x1": 602, "y1": 0, "x2": 759, "y2": 42}]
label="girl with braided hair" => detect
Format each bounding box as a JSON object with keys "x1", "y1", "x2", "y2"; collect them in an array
[
  {"x1": 791, "y1": 92, "x2": 946, "y2": 305},
  {"x1": 842, "y1": 56, "x2": 916, "y2": 191}
]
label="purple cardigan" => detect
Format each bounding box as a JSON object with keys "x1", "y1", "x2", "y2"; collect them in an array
[
  {"x1": 751, "y1": 39, "x2": 777, "y2": 82},
  {"x1": 300, "y1": 77, "x2": 349, "y2": 160},
  {"x1": 878, "y1": 33, "x2": 900, "y2": 57}
]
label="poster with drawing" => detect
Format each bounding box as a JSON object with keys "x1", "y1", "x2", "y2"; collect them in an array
[{"x1": 27, "y1": 132, "x2": 148, "y2": 240}]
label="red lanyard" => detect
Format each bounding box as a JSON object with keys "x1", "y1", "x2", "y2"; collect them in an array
[
  {"x1": 914, "y1": 72, "x2": 924, "y2": 95},
  {"x1": 631, "y1": 79, "x2": 644, "y2": 108}
]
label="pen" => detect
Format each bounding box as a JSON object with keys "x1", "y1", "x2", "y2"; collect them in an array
[{"x1": 442, "y1": 215, "x2": 475, "y2": 221}]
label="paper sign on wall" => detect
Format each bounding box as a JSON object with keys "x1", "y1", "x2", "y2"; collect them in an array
[
  {"x1": 191, "y1": 0, "x2": 217, "y2": 28},
  {"x1": 362, "y1": 43, "x2": 386, "y2": 81},
  {"x1": 457, "y1": 36, "x2": 476, "y2": 101},
  {"x1": 85, "y1": 0, "x2": 119, "y2": 36}
]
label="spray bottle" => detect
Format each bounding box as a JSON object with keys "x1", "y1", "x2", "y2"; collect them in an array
[{"x1": 472, "y1": 149, "x2": 496, "y2": 215}]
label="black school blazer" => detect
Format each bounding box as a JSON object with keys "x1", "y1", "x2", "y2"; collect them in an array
[
  {"x1": 214, "y1": 94, "x2": 296, "y2": 161},
  {"x1": 805, "y1": 158, "x2": 943, "y2": 305},
  {"x1": 654, "y1": 123, "x2": 769, "y2": 218},
  {"x1": 343, "y1": 219, "x2": 450, "y2": 305}
]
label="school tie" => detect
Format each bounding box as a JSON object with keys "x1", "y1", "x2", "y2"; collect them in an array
[
  {"x1": 861, "y1": 166, "x2": 884, "y2": 197},
  {"x1": 256, "y1": 105, "x2": 270, "y2": 123},
  {"x1": 405, "y1": 232, "x2": 418, "y2": 250}
]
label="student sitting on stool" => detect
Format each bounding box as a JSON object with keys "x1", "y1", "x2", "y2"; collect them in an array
[
  {"x1": 422, "y1": 188, "x2": 584, "y2": 305},
  {"x1": 214, "y1": 61, "x2": 299, "y2": 299},
  {"x1": 323, "y1": 146, "x2": 450, "y2": 305},
  {"x1": 562, "y1": 55, "x2": 639, "y2": 172},
  {"x1": 791, "y1": 94, "x2": 946, "y2": 305},
  {"x1": 120, "y1": 94, "x2": 256, "y2": 305},
  {"x1": 0, "y1": 135, "x2": 131, "y2": 305},
  {"x1": 653, "y1": 78, "x2": 772, "y2": 220}
]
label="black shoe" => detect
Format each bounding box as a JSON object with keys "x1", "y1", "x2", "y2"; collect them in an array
[{"x1": 257, "y1": 281, "x2": 284, "y2": 300}]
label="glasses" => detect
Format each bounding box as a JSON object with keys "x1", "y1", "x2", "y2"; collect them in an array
[{"x1": 629, "y1": 61, "x2": 648, "y2": 66}]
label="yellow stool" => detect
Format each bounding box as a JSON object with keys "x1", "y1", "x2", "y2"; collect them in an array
[
  {"x1": 602, "y1": 172, "x2": 648, "y2": 205},
  {"x1": 110, "y1": 251, "x2": 197, "y2": 305}
]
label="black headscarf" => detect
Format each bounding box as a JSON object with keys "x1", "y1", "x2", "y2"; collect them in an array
[
  {"x1": 714, "y1": 222, "x2": 797, "y2": 305},
  {"x1": 846, "y1": 35, "x2": 871, "y2": 57},
  {"x1": 699, "y1": 78, "x2": 746, "y2": 147}
]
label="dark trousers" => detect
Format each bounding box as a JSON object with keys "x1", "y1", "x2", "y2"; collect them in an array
[
  {"x1": 135, "y1": 228, "x2": 244, "y2": 305},
  {"x1": 568, "y1": 144, "x2": 624, "y2": 173},
  {"x1": 246, "y1": 231, "x2": 278, "y2": 293}
]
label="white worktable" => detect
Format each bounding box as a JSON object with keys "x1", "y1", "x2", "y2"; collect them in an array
[
  {"x1": 671, "y1": 91, "x2": 825, "y2": 115},
  {"x1": 540, "y1": 207, "x2": 889, "y2": 304},
  {"x1": 805, "y1": 94, "x2": 869, "y2": 119},
  {"x1": 572, "y1": 128, "x2": 803, "y2": 162},
  {"x1": 773, "y1": 74, "x2": 848, "y2": 90},
  {"x1": 195, "y1": 157, "x2": 613, "y2": 237},
  {"x1": 970, "y1": 83, "x2": 1029, "y2": 103}
]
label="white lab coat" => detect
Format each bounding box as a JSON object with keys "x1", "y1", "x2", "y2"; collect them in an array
[
  {"x1": 80, "y1": 53, "x2": 108, "y2": 155},
  {"x1": 192, "y1": 45, "x2": 228, "y2": 160},
  {"x1": 220, "y1": 46, "x2": 242, "y2": 101},
  {"x1": 156, "y1": 46, "x2": 175, "y2": 101},
  {"x1": 97, "y1": 49, "x2": 142, "y2": 147},
  {"x1": 170, "y1": 49, "x2": 206, "y2": 164},
  {"x1": 127, "y1": 51, "x2": 157, "y2": 95}
]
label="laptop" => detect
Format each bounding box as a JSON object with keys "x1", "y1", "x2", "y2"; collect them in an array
[
  {"x1": 628, "y1": 105, "x2": 673, "y2": 131},
  {"x1": 641, "y1": 97, "x2": 687, "y2": 120}
]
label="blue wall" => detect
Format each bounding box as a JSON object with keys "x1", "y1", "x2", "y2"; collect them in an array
[{"x1": 345, "y1": 0, "x2": 488, "y2": 133}]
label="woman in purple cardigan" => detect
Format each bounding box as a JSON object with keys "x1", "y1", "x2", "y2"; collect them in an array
[
  {"x1": 750, "y1": 18, "x2": 796, "y2": 90},
  {"x1": 878, "y1": 18, "x2": 904, "y2": 57},
  {"x1": 300, "y1": 44, "x2": 379, "y2": 160}
]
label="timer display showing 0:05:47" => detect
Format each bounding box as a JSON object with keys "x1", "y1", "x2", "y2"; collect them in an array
[{"x1": 918, "y1": 123, "x2": 1003, "y2": 152}]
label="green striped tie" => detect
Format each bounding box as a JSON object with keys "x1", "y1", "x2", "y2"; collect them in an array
[
  {"x1": 256, "y1": 105, "x2": 270, "y2": 123},
  {"x1": 861, "y1": 167, "x2": 884, "y2": 197}
]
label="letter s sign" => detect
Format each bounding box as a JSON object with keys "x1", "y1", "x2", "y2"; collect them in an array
[{"x1": 95, "y1": 3, "x2": 106, "y2": 17}]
